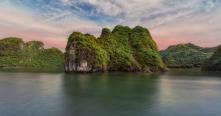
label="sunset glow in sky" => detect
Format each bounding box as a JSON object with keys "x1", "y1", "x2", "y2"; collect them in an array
[{"x1": 0, "y1": 0, "x2": 221, "y2": 50}]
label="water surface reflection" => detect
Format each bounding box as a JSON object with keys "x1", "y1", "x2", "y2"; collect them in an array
[
  {"x1": 0, "y1": 71, "x2": 220, "y2": 116},
  {"x1": 62, "y1": 73, "x2": 161, "y2": 116}
]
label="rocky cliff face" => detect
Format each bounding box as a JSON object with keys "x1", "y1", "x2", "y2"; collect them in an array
[
  {"x1": 65, "y1": 32, "x2": 108, "y2": 72},
  {"x1": 65, "y1": 25, "x2": 166, "y2": 73},
  {"x1": 160, "y1": 43, "x2": 215, "y2": 68},
  {"x1": 202, "y1": 46, "x2": 221, "y2": 71}
]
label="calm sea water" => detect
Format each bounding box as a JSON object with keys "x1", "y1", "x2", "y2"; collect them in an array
[{"x1": 0, "y1": 69, "x2": 221, "y2": 116}]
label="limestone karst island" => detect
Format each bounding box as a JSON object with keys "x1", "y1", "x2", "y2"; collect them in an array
[
  {"x1": 65, "y1": 25, "x2": 166, "y2": 73},
  {"x1": 0, "y1": 25, "x2": 221, "y2": 72}
]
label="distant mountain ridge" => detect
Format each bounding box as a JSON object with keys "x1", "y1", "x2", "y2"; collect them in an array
[
  {"x1": 0, "y1": 37, "x2": 64, "y2": 71},
  {"x1": 1, "y1": 36, "x2": 219, "y2": 72},
  {"x1": 160, "y1": 43, "x2": 216, "y2": 68},
  {"x1": 202, "y1": 45, "x2": 221, "y2": 71}
]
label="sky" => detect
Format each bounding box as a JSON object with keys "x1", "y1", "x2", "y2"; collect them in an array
[{"x1": 0, "y1": 0, "x2": 221, "y2": 50}]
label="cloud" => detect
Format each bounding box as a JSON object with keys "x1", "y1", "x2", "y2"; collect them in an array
[
  {"x1": 71, "y1": 0, "x2": 220, "y2": 49},
  {"x1": 58, "y1": 0, "x2": 201, "y2": 25},
  {"x1": 0, "y1": 0, "x2": 221, "y2": 50},
  {"x1": 0, "y1": 0, "x2": 102, "y2": 50},
  {"x1": 151, "y1": 4, "x2": 221, "y2": 49}
]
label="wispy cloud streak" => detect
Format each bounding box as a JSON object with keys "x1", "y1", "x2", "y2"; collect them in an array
[{"x1": 0, "y1": 0, "x2": 220, "y2": 50}]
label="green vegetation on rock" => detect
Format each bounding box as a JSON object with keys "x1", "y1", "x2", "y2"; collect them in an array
[
  {"x1": 130, "y1": 26, "x2": 165, "y2": 71},
  {"x1": 202, "y1": 45, "x2": 221, "y2": 71},
  {"x1": 160, "y1": 43, "x2": 215, "y2": 68},
  {"x1": 65, "y1": 32, "x2": 108, "y2": 72},
  {"x1": 0, "y1": 37, "x2": 64, "y2": 72},
  {"x1": 99, "y1": 25, "x2": 140, "y2": 71},
  {"x1": 65, "y1": 25, "x2": 166, "y2": 73}
]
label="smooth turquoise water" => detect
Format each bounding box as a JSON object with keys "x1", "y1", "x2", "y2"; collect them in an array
[{"x1": 0, "y1": 70, "x2": 221, "y2": 116}]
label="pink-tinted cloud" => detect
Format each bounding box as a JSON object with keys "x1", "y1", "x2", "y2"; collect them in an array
[
  {"x1": 0, "y1": 0, "x2": 221, "y2": 51},
  {"x1": 0, "y1": 1, "x2": 101, "y2": 51}
]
